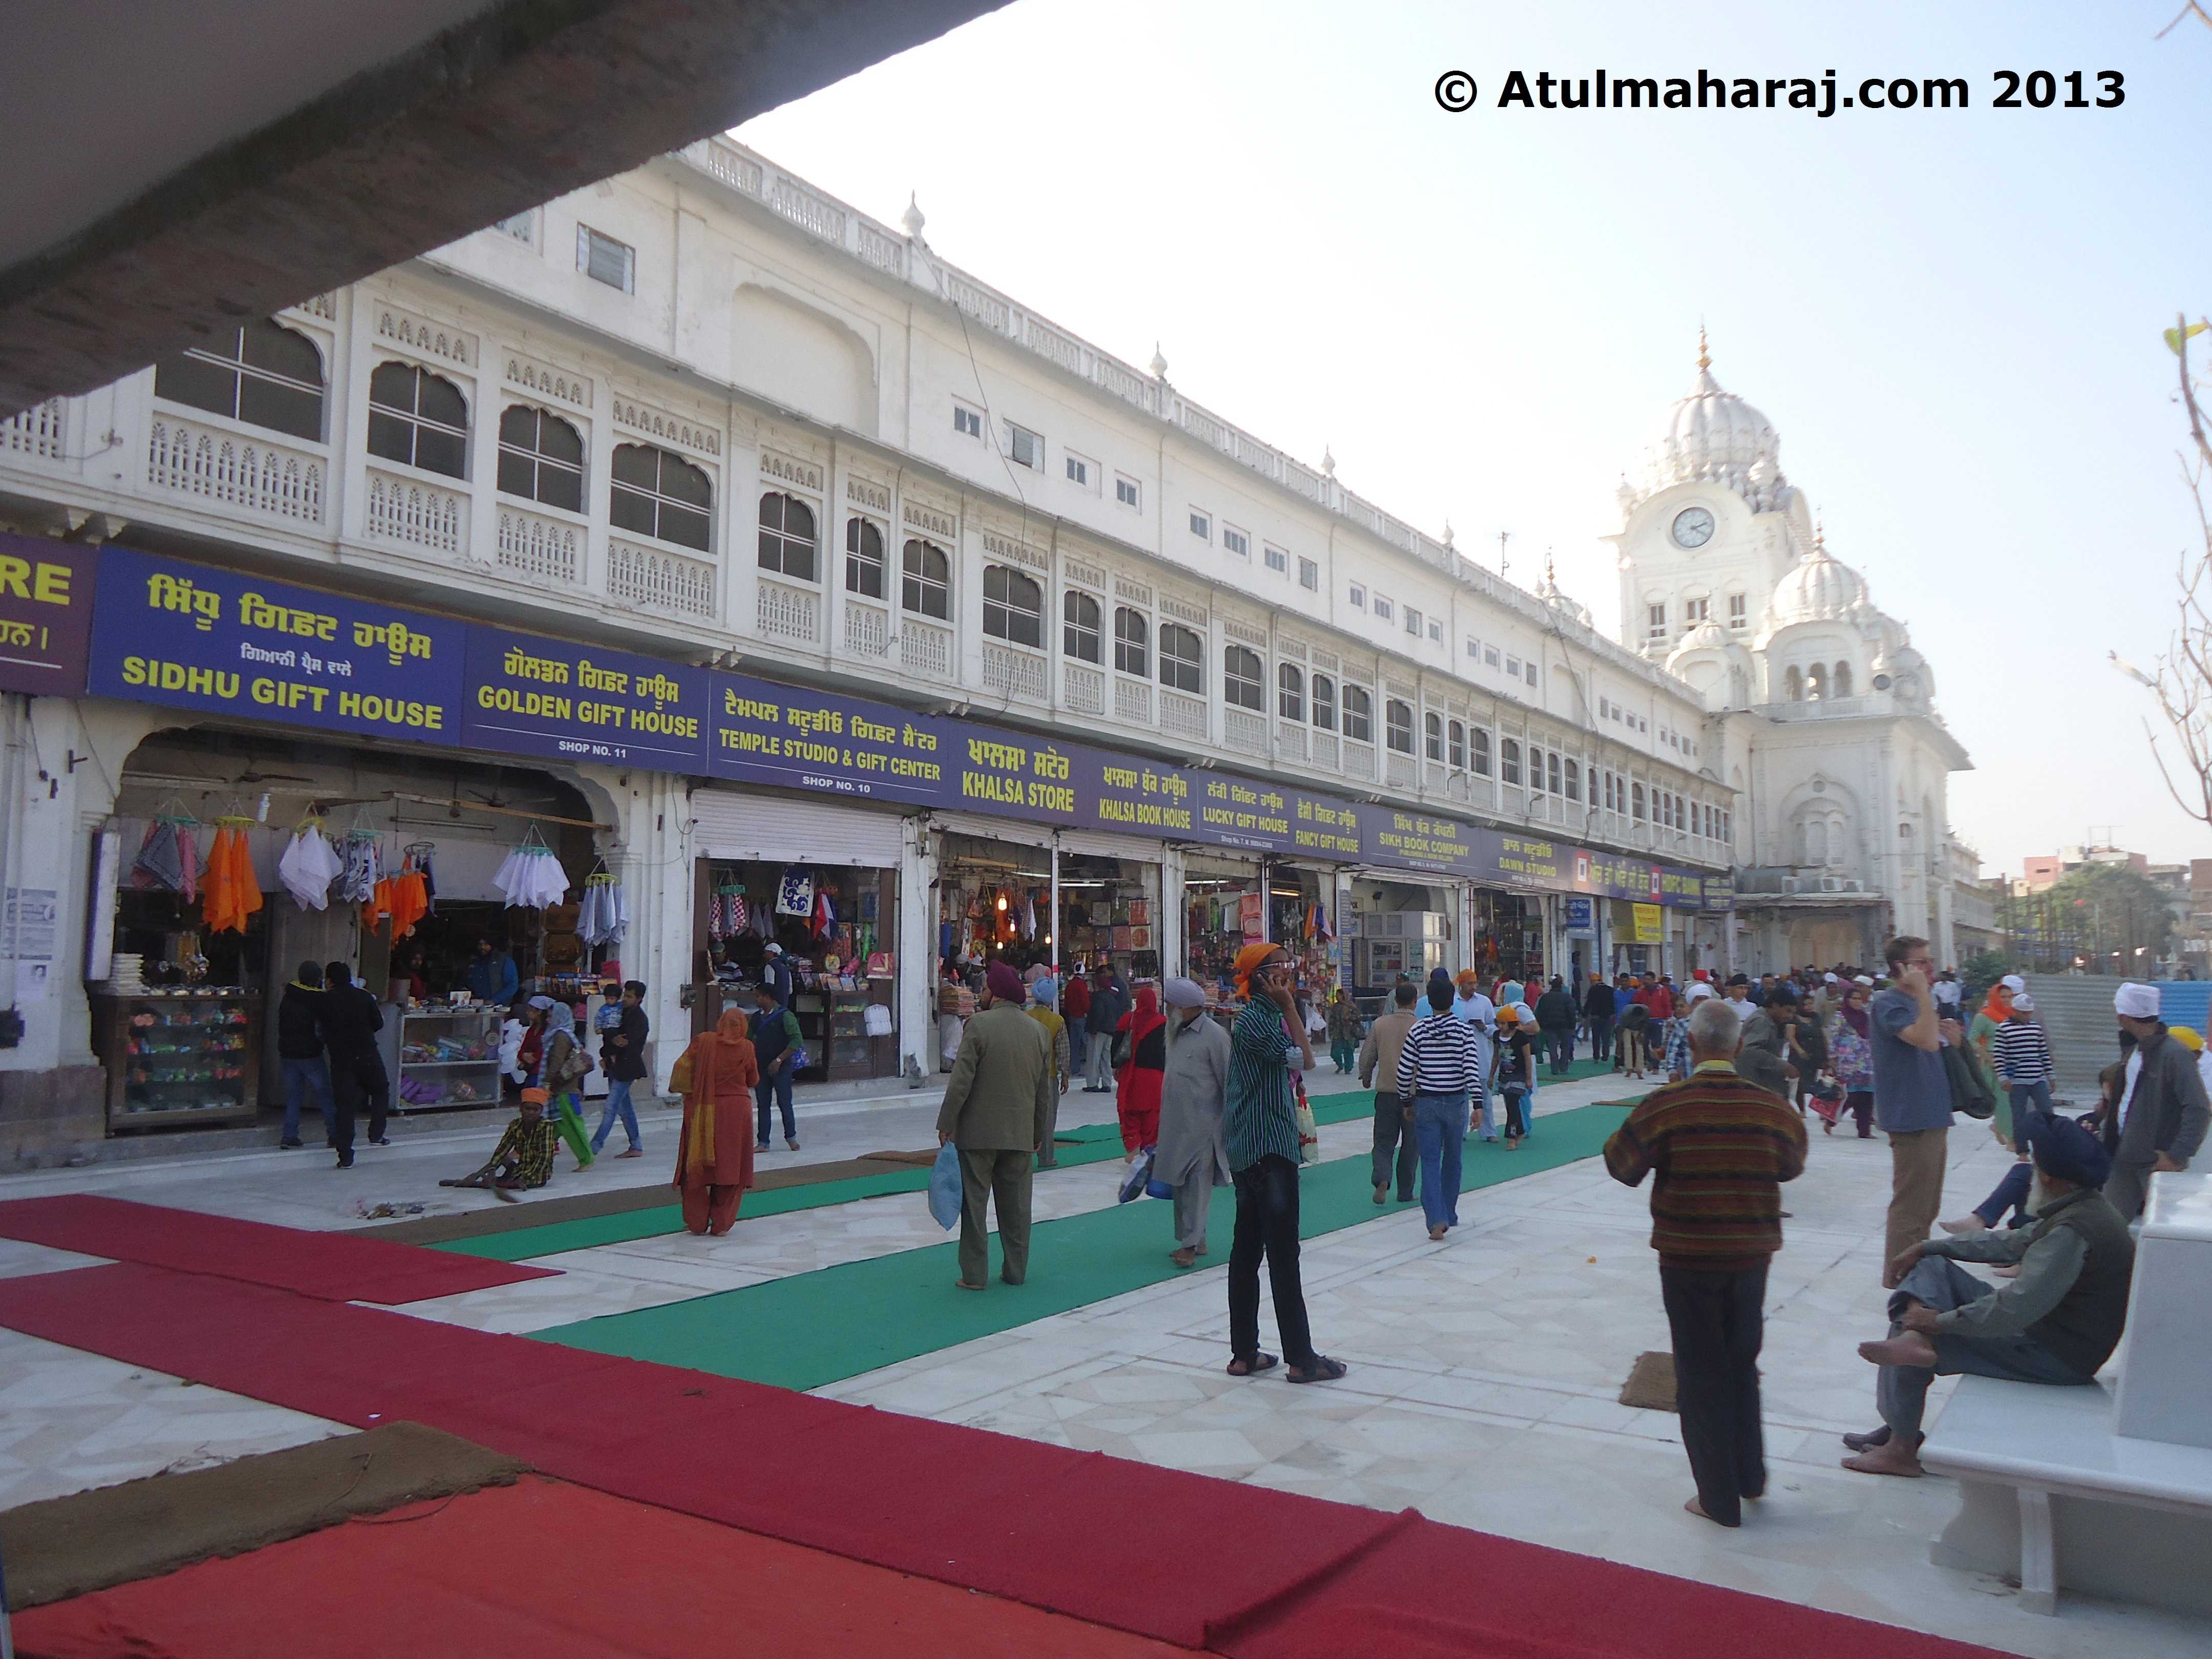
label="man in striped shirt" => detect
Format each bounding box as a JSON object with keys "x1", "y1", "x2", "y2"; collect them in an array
[
  {"x1": 1990, "y1": 992, "x2": 2056, "y2": 1132},
  {"x1": 1604, "y1": 997, "x2": 1807, "y2": 1528},
  {"x1": 1398, "y1": 980, "x2": 1489, "y2": 1242}
]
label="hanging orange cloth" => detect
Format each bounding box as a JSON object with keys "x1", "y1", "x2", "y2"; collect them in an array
[
  {"x1": 388, "y1": 868, "x2": 428, "y2": 939},
  {"x1": 201, "y1": 825, "x2": 236, "y2": 934},
  {"x1": 230, "y1": 825, "x2": 262, "y2": 927},
  {"x1": 361, "y1": 876, "x2": 395, "y2": 935}
]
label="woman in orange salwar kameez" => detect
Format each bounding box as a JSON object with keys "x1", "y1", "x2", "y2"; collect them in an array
[{"x1": 669, "y1": 1008, "x2": 759, "y2": 1236}]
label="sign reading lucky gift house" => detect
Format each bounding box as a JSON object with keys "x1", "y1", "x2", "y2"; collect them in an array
[{"x1": 89, "y1": 547, "x2": 466, "y2": 742}]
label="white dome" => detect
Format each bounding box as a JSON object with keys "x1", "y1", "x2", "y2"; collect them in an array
[
  {"x1": 1534, "y1": 569, "x2": 1593, "y2": 628},
  {"x1": 1633, "y1": 334, "x2": 1790, "y2": 512},
  {"x1": 1675, "y1": 619, "x2": 1730, "y2": 653},
  {"x1": 1770, "y1": 529, "x2": 1867, "y2": 624}
]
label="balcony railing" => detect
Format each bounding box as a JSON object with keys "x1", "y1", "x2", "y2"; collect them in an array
[
  {"x1": 495, "y1": 504, "x2": 583, "y2": 585},
  {"x1": 365, "y1": 469, "x2": 465, "y2": 556},
  {"x1": 148, "y1": 414, "x2": 325, "y2": 525},
  {"x1": 609, "y1": 538, "x2": 715, "y2": 619}
]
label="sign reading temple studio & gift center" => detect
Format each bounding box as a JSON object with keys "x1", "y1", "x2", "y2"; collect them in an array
[{"x1": 84, "y1": 548, "x2": 1730, "y2": 905}]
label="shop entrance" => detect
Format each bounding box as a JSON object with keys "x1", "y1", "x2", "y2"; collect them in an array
[
  {"x1": 1346, "y1": 875, "x2": 1459, "y2": 1010},
  {"x1": 99, "y1": 727, "x2": 605, "y2": 1134}
]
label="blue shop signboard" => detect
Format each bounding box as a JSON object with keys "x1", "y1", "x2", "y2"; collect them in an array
[
  {"x1": 1564, "y1": 896, "x2": 1596, "y2": 930},
  {"x1": 709, "y1": 671, "x2": 958, "y2": 806},
  {"x1": 89, "y1": 547, "x2": 464, "y2": 745},
  {"x1": 463, "y1": 628, "x2": 709, "y2": 772}
]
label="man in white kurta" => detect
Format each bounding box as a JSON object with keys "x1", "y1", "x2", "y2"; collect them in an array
[{"x1": 1155, "y1": 977, "x2": 1232, "y2": 1269}]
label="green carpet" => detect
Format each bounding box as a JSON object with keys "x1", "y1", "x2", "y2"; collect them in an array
[
  {"x1": 529, "y1": 1101, "x2": 1630, "y2": 1392},
  {"x1": 437, "y1": 1087, "x2": 1381, "y2": 1263}
]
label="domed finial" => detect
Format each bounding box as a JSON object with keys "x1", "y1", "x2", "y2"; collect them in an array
[
  {"x1": 1813, "y1": 515, "x2": 1825, "y2": 553},
  {"x1": 1545, "y1": 548, "x2": 1557, "y2": 587},
  {"x1": 900, "y1": 193, "x2": 925, "y2": 239},
  {"x1": 1441, "y1": 520, "x2": 1455, "y2": 550},
  {"x1": 1321, "y1": 445, "x2": 1335, "y2": 479},
  {"x1": 1696, "y1": 323, "x2": 1710, "y2": 372},
  {"x1": 1148, "y1": 342, "x2": 1168, "y2": 380}
]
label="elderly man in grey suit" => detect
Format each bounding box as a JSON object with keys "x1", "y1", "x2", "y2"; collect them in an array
[
  {"x1": 1155, "y1": 977, "x2": 1232, "y2": 1269},
  {"x1": 2104, "y1": 981, "x2": 2211, "y2": 1222},
  {"x1": 938, "y1": 960, "x2": 1057, "y2": 1290}
]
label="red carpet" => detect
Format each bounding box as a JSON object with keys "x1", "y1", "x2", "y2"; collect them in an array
[
  {"x1": 0, "y1": 1264, "x2": 2020, "y2": 1659},
  {"x1": 0, "y1": 1195, "x2": 555, "y2": 1303},
  {"x1": 14, "y1": 1476, "x2": 1188, "y2": 1659}
]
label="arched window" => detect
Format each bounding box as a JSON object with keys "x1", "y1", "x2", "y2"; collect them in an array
[
  {"x1": 1631, "y1": 781, "x2": 1646, "y2": 822},
  {"x1": 1547, "y1": 752, "x2": 1563, "y2": 796},
  {"x1": 1114, "y1": 608, "x2": 1149, "y2": 676},
  {"x1": 1341, "y1": 685, "x2": 1372, "y2": 742},
  {"x1": 1500, "y1": 738, "x2": 1522, "y2": 786},
  {"x1": 750, "y1": 490, "x2": 815, "y2": 575},
  {"x1": 612, "y1": 442, "x2": 712, "y2": 551},
  {"x1": 1833, "y1": 661, "x2": 1854, "y2": 697},
  {"x1": 982, "y1": 565, "x2": 1043, "y2": 647},
  {"x1": 1386, "y1": 699, "x2": 1415, "y2": 754},
  {"x1": 1784, "y1": 665, "x2": 1803, "y2": 701},
  {"x1": 1159, "y1": 623, "x2": 1204, "y2": 693},
  {"x1": 1310, "y1": 672, "x2": 1336, "y2": 731},
  {"x1": 1526, "y1": 745, "x2": 1544, "y2": 791},
  {"x1": 1424, "y1": 711, "x2": 1444, "y2": 761},
  {"x1": 1064, "y1": 590, "x2": 1101, "y2": 663},
  {"x1": 1564, "y1": 758, "x2": 1580, "y2": 801},
  {"x1": 155, "y1": 320, "x2": 325, "y2": 440},
  {"x1": 1806, "y1": 662, "x2": 1827, "y2": 700},
  {"x1": 1448, "y1": 719, "x2": 1466, "y2": 769},
  {"x1": 497, "y1": 405, "x2": 584, "y2": 511},
  {"x1": 368, "y1": 361, "x2": 467, "y2": 477},
  {"x1": 1278, "y1": 663, "x2": 1304, "y2": 721},
  {"x1": 902, "y1": 539, "x2": 949, "y2": 619},
  {"x1": 844, "y1": 517, "x2": 885, "y2": 599},
  {"x1": 1223, "y1": 644, "x2": 1264, "y2": 710}
]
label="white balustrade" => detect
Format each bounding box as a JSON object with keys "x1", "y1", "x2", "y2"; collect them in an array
[
  {"x1": 1311, "y1": 732, "x2": 1338, "y2": 772},
  {"x1": 1343, "y1": 739, "x2": 1375, "y2": 780},
  {"x1": 365, "y1": 468, "x2": 465, "y2": 555},
  {"x1": 901, "y1": 623, "x2": 951, "y2": 678},
  {"x1": 1063, "y1": 662, "x2": 1104, "y2": 715},
  {"x1": 1161, "y1": 690, "x2": 1207, "y2": 739},
  {"x1": 844, "y1": 600, "x2": 889, "y2": 658},
  {"x1": 495, "y1": 505, "x2": 582, "y2": 585},
  {"x1": 1224, "y1": 708, "x2": 1266, "y2": 754},
  {"x1": 1114, "y1": 678, "x2": 1152, "y2": 726},
  {"x1": 608, "y1": 537, "x2": 715, "y2": 618},
  {"x1": 147, "y1": 415, "x2": 325, "y2": 524},
  {"x1": 982, "y1": 643, "x2": 1047, "y2": 702},
  {"x1": 1277, "y1": 724, "x2": 1307, "y2": 763},
  {"x1": 3, "y1": 400, "x2": 66, "y2": 463},
  {"x1": 756, "y1": 578, "x2": 819, "y2": 643}
]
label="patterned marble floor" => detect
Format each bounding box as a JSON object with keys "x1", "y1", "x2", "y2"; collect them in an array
[{"x1": 0, "y1": 1067, "x2": 2202, "y2": 1656}]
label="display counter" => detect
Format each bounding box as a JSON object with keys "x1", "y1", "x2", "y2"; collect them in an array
[
  {"x1": 385, "y1": 1002, "x2": 505, "y2": 1113},
  {"x1": 94, "y1": 989, "x2": 260, "y2": 1132}
]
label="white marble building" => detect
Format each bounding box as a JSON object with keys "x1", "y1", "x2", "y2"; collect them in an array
[{"x1": 1612, "y1": 338, "x2": 1972, "y2": 967}]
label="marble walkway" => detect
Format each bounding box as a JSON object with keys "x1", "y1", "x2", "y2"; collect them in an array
[{"x1": 0, "y1": 1063, "x2": 2201, "y2": 1657}]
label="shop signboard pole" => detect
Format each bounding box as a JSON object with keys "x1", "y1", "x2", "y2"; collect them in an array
[{"x1": 1049, "y1": 838, "x2": 1061, "y2": 971}]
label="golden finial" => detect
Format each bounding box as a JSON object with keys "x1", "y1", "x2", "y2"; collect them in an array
[
  {"x1": 1696, "y1": 324, "x2": 1710, "y2": 372},
  {"x1": 1814, "y1": 515, "x2": 1825, "y2": 552},
  {"x1": 1545, "y1": 548, "x2": 1556, "y2": 586}
]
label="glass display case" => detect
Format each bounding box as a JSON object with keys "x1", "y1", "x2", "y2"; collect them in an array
[
  {"x1": 388, "y1": 1003, "x2": 505, "y2": 1113},
  {"x1": 96, "y1": 990, "x2": 259, "y2": 1132}
]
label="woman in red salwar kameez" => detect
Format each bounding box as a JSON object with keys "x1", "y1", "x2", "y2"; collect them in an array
[{"x1": 670, "y1": 1008, "x2": 759, "y2": 1236}]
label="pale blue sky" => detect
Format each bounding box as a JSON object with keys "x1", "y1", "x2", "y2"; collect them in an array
[{"x1": 738, "y1": 1, "x2": 2212, "y2": 875}]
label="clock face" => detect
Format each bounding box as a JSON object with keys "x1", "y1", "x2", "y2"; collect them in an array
[{"x1": 1671, "y1": 506, "x2": 1715, "y2": 549}]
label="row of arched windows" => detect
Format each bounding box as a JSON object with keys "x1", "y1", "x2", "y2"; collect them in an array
[{"x1": 154, "y1": 320, "x2": 717, "y2": 552}]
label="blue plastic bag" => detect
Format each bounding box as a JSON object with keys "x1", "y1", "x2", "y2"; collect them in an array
[
  {"x1": 927, "y1": 1143, "x2": 963, "y2": 1230},
  {"x1": 1117, "y1": 1144, "x2": 1156, "y2": 1204}
]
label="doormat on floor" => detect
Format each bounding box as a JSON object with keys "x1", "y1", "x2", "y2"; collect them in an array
[
  {"x1": 1619, "y1": 1350, "x2": 1677, "y2": 1412},
  {"x1": 0, "y1": 1421, "x2": 526, "y2": 1610}
]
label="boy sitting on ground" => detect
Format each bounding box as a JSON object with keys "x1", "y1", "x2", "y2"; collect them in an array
[{"x1": 442, "y1": 1088, "x2": 560, "y2": 1199}]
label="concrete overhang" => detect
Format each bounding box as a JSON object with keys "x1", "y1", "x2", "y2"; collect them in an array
[{"x1": 0, "y1": 0, "x2": 1004, "y2": 415}]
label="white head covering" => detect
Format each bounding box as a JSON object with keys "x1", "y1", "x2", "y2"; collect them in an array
[
  {"x1": 764, "y1": 943, "x2": 784, "y2": 957},
  {"x1": 2012, "y1": 992, "x2": 2037, "y2": 1013},
  {"x1": 1853, "y1": 975, "x2": 1874, "y2": 988},
  {"x1": 1686, "y1": 982, "x2": 1715, "y2": 1003},
  {"x1": 2000, "y1": 973, "x2": 2026, "y2": 993},
  {"x1": 1161, "y1": 976, "x2": 1208, "y2": 1010},
  {"x1": 2115, "y1": 982, "x2": 2161, "y2": 1019},
  {"x1": 1823, "y1": 972, "x2": 1839, "y2": 984}
]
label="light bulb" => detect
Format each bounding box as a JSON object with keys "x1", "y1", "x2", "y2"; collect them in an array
[{"x1": 996, "y1": 895, "x2": 1008, "y2": 911}]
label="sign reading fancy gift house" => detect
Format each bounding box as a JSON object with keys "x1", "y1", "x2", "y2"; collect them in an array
[{"x1": 80, "y1": 548, "x2": 1727, "y2": 901}]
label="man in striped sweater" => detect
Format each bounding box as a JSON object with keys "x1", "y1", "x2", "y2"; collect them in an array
[
  {"x1": 1396, "y1": 980, "x2": 1490, "y2": 1241},
  {"x1": 1604, "y1": 997, "x2": 1808, "y2": 1528}
]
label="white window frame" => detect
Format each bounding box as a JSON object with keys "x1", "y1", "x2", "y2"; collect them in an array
[
  {"x1": 1728, "y1": 592, "x2": 1748, "y2": 628},
  {"x1": 952, "y1": 400, "x2": 985, "y2": 441},
  {"x1": 1263, "y1": 544, "x2": 1288, "y2": 575},
  {"x1": 1221, "y1": 525, "x2": 1250, "y2": 558},
  {"x1": 1188, "y1": 509, "x2": 1211, "y2": 542},
  {"x1": 1483, "y1": 645, "x2": 1500, "y2": 669},
  {"x1": 1296, "y1": 556, "x2": 1318, "y2": 591},
  {"x1": 1114, "y1": 473, "x2": 1141, "y2": 509},
  {"x1": 1348, "y1": 583, "x2": 1366, "y2": 610},
  {"x1": 1064, "y1": 451, "x2": 1097, "y2": 490},
  {"x1": 576, "y1": 225, "x2": 635, "y2": 292},
  {"x1": 1427, "y1": 619, "x2": 1443, "y2": 643},
  {"x1": 1403, "y1": 605, "x2": 1422, "y2": 636},
  {"x1": 1373, "y1": 595, "x2": 1394, "y2": 623},
  {"x1": 1006, "y1": 421, "x2": 1044, "y2": 471}
]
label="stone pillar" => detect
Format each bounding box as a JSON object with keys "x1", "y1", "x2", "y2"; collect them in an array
[{"x1": 897, "y1": 818, "x2": 936, "y2": 1080}]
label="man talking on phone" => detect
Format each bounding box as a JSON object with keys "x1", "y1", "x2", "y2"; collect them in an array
[{"x1": 1870, "y1": 936, "x2": 1960, "y2": 1269}]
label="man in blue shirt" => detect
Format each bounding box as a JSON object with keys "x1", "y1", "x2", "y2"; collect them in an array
[
  {"x1": 464, "y1": 936, "x2": 518, "y2": 1005},
  {"x1": 1870, "y1": 934, "x2": 1959, "y2": 1268}
]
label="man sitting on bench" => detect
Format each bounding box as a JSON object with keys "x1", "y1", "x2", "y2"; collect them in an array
[
  {"x1": 1841, "y1": 1115, "x2": 2136, "y2": 1478},
  {"x1": 441, "y1": 1088, "x2": 560, "y2": 1200}
]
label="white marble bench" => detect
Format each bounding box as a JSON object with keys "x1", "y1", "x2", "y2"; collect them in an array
[{"x1": 1920, "y1": 1374, "x2": 2212, "y2": 1615}]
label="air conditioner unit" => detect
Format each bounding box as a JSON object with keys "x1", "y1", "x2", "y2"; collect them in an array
[{"x1": 1781, "y1": 876, "x2": 1805, "y2": 895}]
